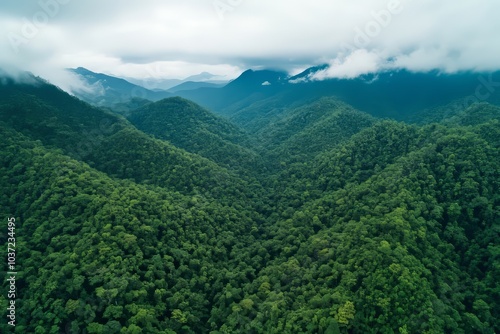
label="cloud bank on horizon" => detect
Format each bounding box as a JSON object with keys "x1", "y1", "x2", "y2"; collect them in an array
[{"x1": 1, "y1": 0, "x2": 499, "y2": 90}]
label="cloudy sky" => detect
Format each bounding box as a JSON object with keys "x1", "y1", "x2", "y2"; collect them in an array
[{"x1": 1, "y1": 0, "x2": 500, "y2": 89}]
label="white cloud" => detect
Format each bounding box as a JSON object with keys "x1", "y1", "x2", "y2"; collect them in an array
[
  {"x1": 289, "y1": 77, "x2": 308, "y2": 84},
  {"x1": 310, "y1": 50, "x2": 383, "y2": 80},
  {"x1": 1, "y1": 0, "x2": 499, "y2": 90}
]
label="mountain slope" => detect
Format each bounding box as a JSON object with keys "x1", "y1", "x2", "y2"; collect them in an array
[
  {"x1": 69, "y1": 67, "x2": 173, "y2": 108},
  {"x1": 168, "y1": 81, "x2": 224, "y2": 93},
  {"x1": 219, "y1": 119, "x2": 500, "y2": 333},
  {"x1": 178, "y1": 68, "x2": 500, "y2": 128},
  {"x1": 255, "y1": 97, "x2": 376, "y2": 163},
  {"x1": 0, "y1": 125, "x2": 262, "y2": 333},
  {"x1": 0, "y1": 75, "x2": 253, "y2": 202},
  {"x1": 408, "y1": 101, "x2": 500, "y2": 126},
  {"x1": 126, "y1": 97, "x2": 264, "y2": 172}
]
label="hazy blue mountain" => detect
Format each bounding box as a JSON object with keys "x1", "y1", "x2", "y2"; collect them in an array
[
  {"x1": 177, "y1": 67, "x2": 500, "y2": 128},
  {"x1": 168, "y1": 81, "x2": 225, "y2": 93},
  {"x1": 125, "y1": 76, "x2": 183, "y2": 90},
  {"x1": 177, "y1": 69, "x2": 289, "y2": 112},
  {"x1": 126, "y1": 71, "x2": 228, "y2": 91},
  {"x1": 287, "y1": 64, "x2": 329, "y2": 83},
  {"x1": 69, "y1": 67, "x2": 172, "y2": 107},
  {"x1": 184, "y1": 71, "x2": 227, "y2": 82}
]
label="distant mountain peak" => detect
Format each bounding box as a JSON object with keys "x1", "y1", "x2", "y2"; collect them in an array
[
  {"x1": 288, "y1": 64, "x2": 329, "y2": 83},
  {"x1": 68, "y1": 67, "x2": 172, "y2": 108},
  {"x1": 184, "y1": 71, "x2": 225, "y2": 82},
  {"x1": 225, "y1": 68, "x2": 288, "y2": 89},
  {"x1": 72, "y1": 67, "x2": 98, "y2": 76}
]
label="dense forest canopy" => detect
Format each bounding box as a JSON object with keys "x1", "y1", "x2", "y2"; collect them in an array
[{"x1": 0, "y1": 74, "x2": 499, "y2": 333}]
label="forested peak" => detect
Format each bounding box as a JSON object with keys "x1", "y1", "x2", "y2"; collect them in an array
[
  {"x1": 269, "y1": 96, "x2": 371, "y2": 123},
  {"x1": 255, "y1": 97, "x2": 376, "y2": 163},
  {"x1": 0, "y1": 72, "x2": 97, "y2": 112},
  {"x1": 0, "y1": 70, "x2": 48, "y2": 87},
  {"x1": 454, "y1": 102, "x2": 500, "y2": 126},
  {"x1": 129, "y1": 95, "x2": 245, "y2": 138},
  {"x1": 127, "y1": 94, "x2": 264, "y2": 174},
  {"x1": 137, "y1": 96, "x2": 211, "y2": 114},
  {"x1": 225, "y1": 68, "x2": 288, "y2": 89}
]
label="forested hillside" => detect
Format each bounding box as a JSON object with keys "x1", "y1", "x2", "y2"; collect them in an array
[
  {"x1": 1, "y1": 76, "x2": 498, "y2": 333},
  {"x1": 0, "y1": 125, "x2": 264, "y2": 333},
  {"x1": 0, "y1": 78, "x2": 263, "y2": 204},
  {"x1": 253, "y1": 97, "x2": 376, "y2": 164},
  {"x1": 227, "y1": 120, "x2": 499, "y2": 333},
  {"x1": 126, "y1": 97, "x2": 264, "y2": 173}
]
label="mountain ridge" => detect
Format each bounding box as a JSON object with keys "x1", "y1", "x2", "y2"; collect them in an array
[
  {"x1": 176, "y1": 67, "x2": 500, "y2": 126},
  {"x1": 125, "y1": 96, "x2": 265, "y2": 173},
  {"x1": 68, "y1": 67, "x2": 173, "y2": 108}
]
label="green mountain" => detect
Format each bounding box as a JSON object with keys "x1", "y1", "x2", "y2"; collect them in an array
[
  {"x1": 1, "y1": 72, "x2": 499, "y2": 333},
  {"x1": 230, "y1": 120, "x2": 499, "y2": 334},
  {"x1": 408, "y1": 101, "x2": 500, "y2": 126},
  {"x1": 126, "y1": 97, "x2": 263, "y2": 173},
  {"x1": 0, "y1": 126, "x2": 263, "y2": 333},
  {"x1": 0, "y1": 75, "x2": 255, "y2": 202},
  {"x1": 255, "y1": 97, "x2": 376, "y2": 163}
]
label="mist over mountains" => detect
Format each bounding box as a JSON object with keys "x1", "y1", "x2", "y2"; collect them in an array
[{"x1": 67, "y1": 66, "x2": 500, "y2": 122}]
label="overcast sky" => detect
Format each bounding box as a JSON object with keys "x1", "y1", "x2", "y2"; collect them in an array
[{"x1": 1, "y1": 0, "x2": 500, "y2": 90}]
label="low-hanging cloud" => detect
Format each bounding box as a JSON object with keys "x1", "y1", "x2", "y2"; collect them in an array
[
  {"x1": 310, "y1": 50, "x2": 383, "y2": 80},
  {"x1": 1, "y1": 0, "x2": 499, "y2": 90}
]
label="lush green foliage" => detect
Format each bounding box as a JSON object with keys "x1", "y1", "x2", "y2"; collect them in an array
[
  {"x1": 0, "y1": 79, "x2": 259, "y2": 204},
  {"x1": 0, "y1": 127, "x2": 262, "y2": 333},
  {"x1": 255, "y1": 97, "x2": 375, "y2": 164},
  {"x1": 126, "y1": 97, "x2": 264, "y2": 173},
  {"x1": 0, "y1": 77, "x2": 499, "y2": 333},
  {"x1": 408, "y1": 101, "x2": 500, "y2": 126},
  {"x1": 224, "y1": 121, "x2": 499, "y2": 333}
]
